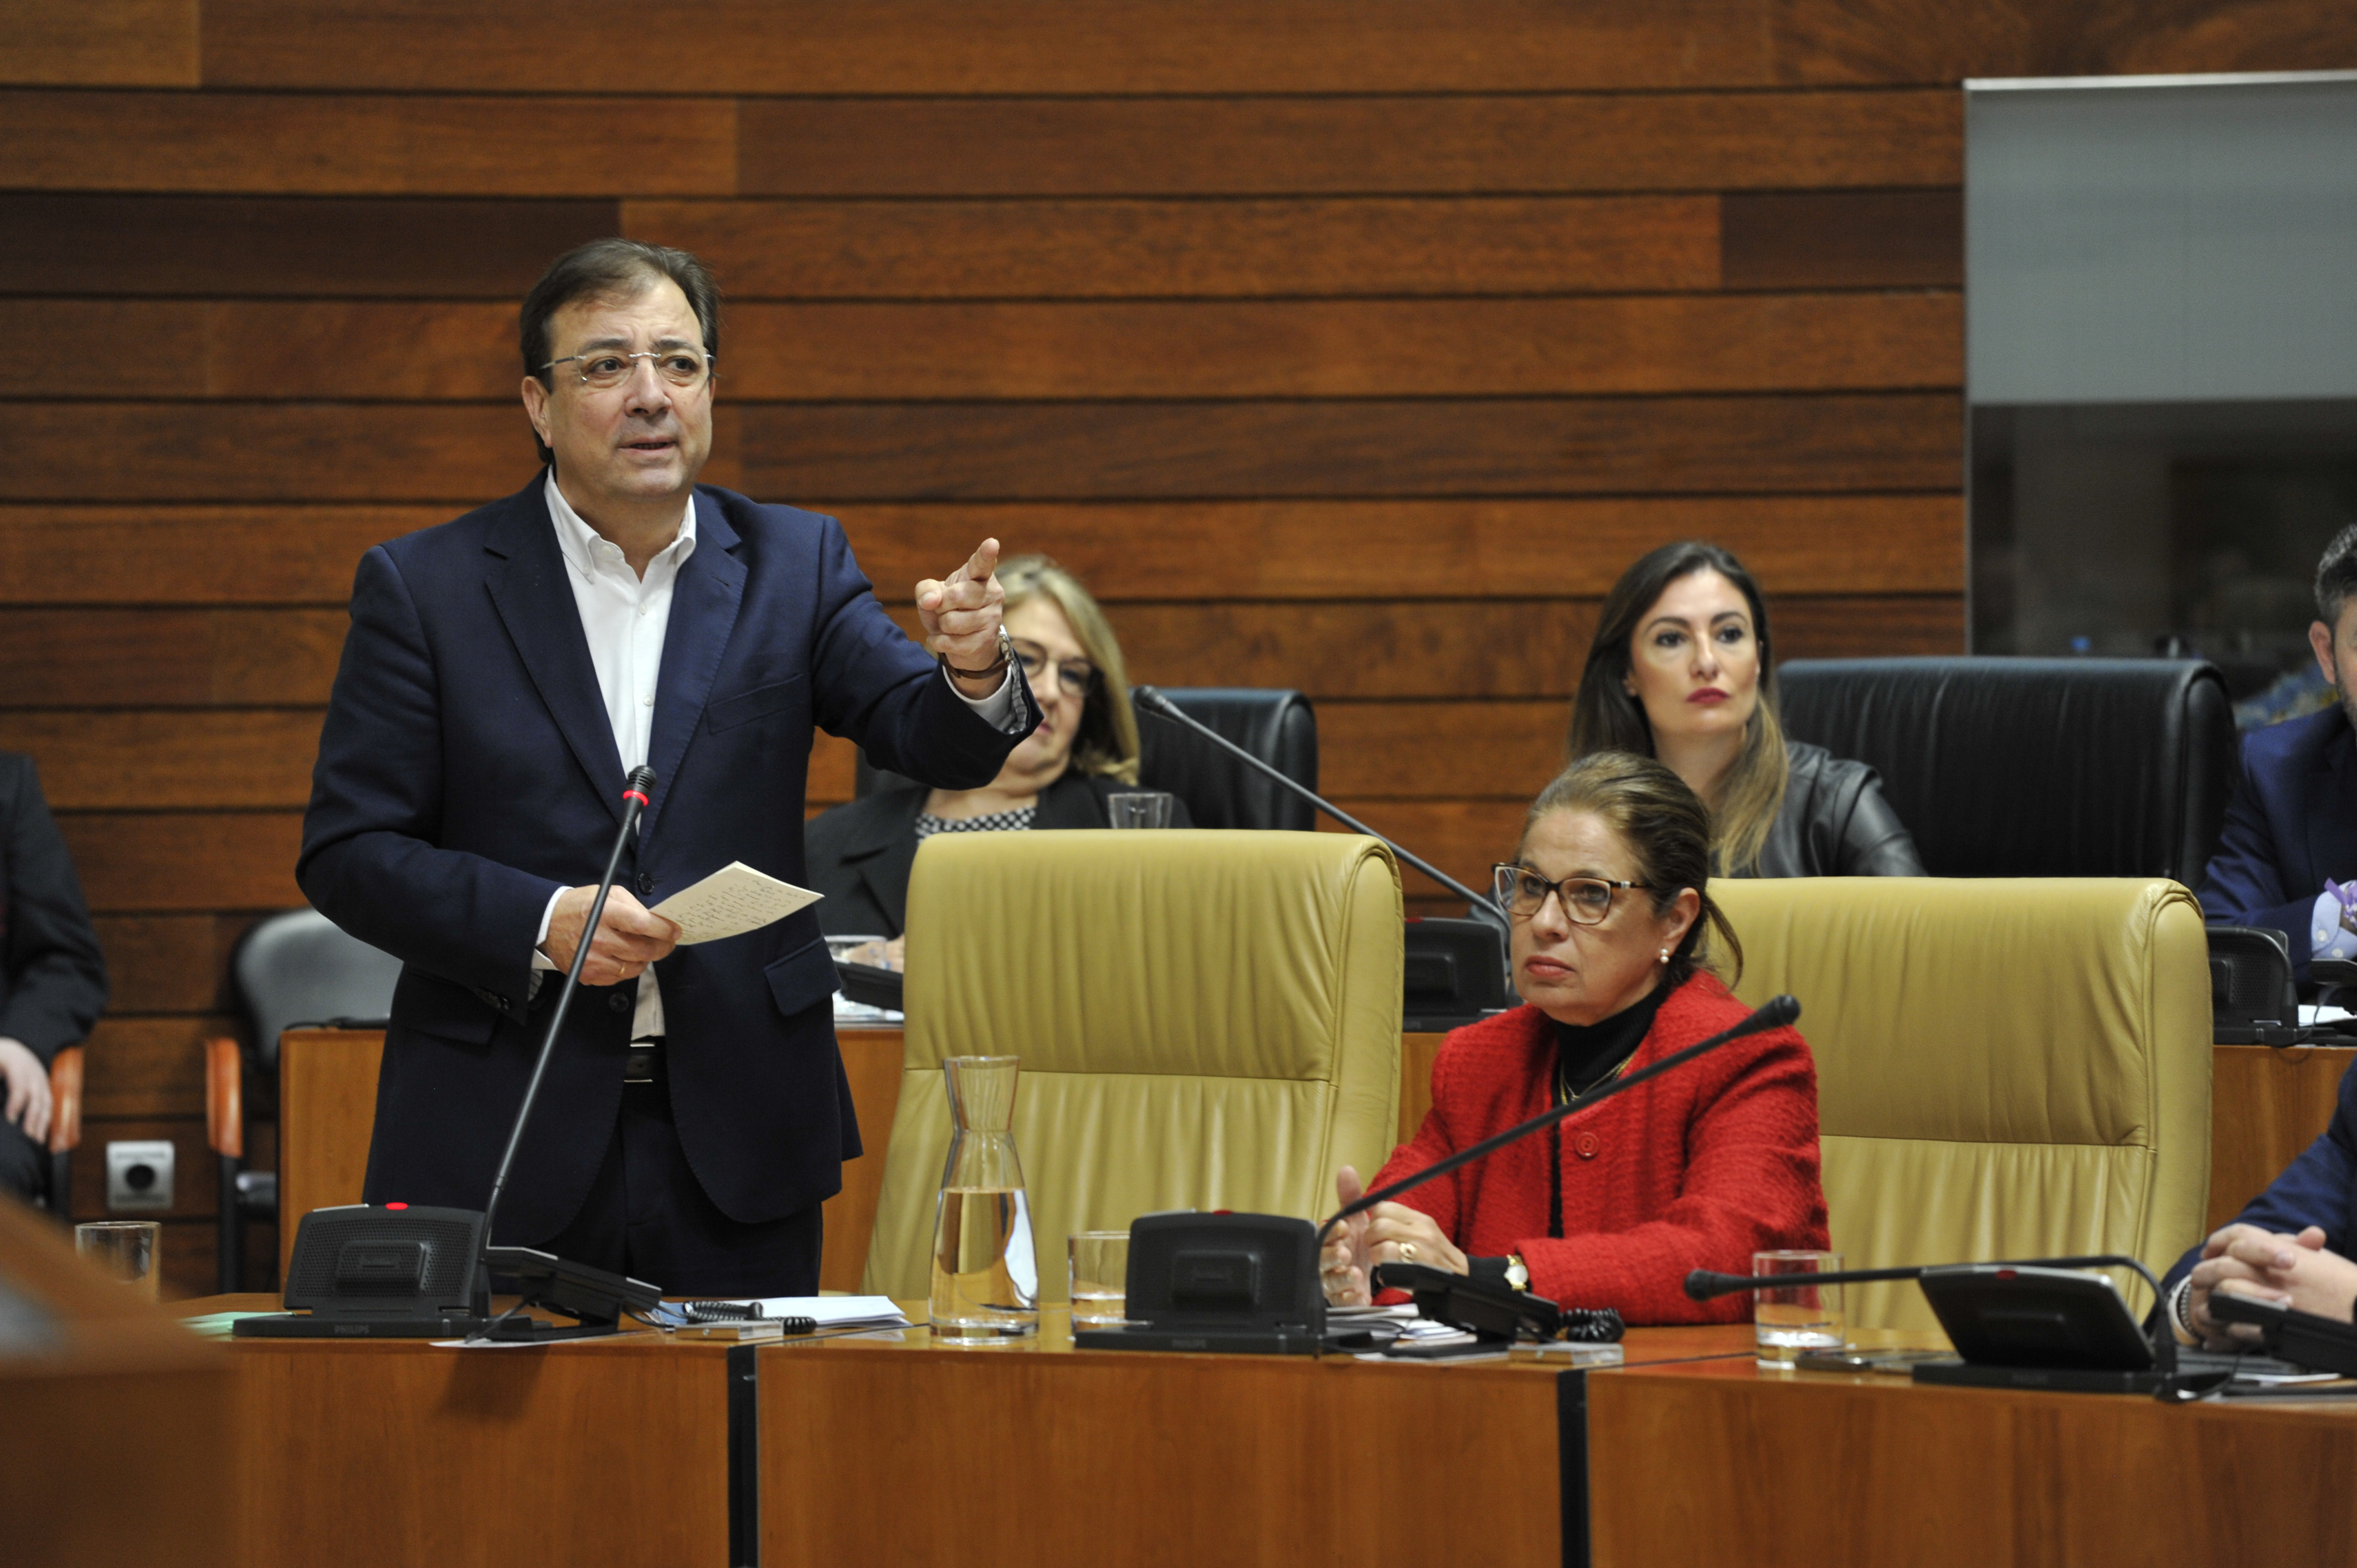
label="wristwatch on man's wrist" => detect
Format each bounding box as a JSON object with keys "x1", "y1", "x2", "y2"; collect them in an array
[
  {"x1": 945, "y1": 627, "x2": 1015, "y2": 688},
  {"x1": 1504, "y1": 1254, "x2": 1530, "y2": 1292}
]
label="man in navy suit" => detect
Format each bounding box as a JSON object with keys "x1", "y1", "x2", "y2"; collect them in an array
[
  {"x1": 2173, "y1": 523, "x2": 2357, "y2": 1342},
  {"x1": 2201, "y1": 523, "x2": 2357, "y2": 988},
  {"x1": 299, "y1": 240, "x2": 1037, "y2": 1293}
]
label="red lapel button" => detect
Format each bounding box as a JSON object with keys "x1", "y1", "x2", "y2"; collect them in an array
[{"x1": 1573, "y1": 1132, "x2": 1601, "y2": 1159}]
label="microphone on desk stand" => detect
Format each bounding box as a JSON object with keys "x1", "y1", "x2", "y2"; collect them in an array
[
  {"x1": 1682, "y1": 1254, "x2": 2227, "y2": 1401},
  {"x1": 1128, "y1": 685, "x2": 1511, "y2": 948},
  {"x1": 465, "y1": 764, "x2": 667, "y2": 1342}
]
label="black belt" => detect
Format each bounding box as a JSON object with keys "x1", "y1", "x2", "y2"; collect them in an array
[{"x1": 624, "y1": 1038, "x2": 664, "y2": 1084}]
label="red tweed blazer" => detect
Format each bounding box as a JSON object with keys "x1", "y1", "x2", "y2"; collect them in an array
[{"x1": 1373, "y1": 971, "x2": 1829, "y2": 1325}]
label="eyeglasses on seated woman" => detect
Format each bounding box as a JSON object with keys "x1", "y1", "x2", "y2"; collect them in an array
[{"x1": 1319, "y1": 751, "x2": 1830, "y2": 1324}]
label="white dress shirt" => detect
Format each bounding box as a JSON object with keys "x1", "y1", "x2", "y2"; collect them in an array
[{"x1": 529, "y1": 471, "x2": 1021, "y2": 1039}]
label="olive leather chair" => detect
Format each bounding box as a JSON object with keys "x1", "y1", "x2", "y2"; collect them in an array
[
  {"x1": 862, "y1": 829, "x2": 1404, "y2": 1302},
  {"x1": 1714, "y1": 878, "x2": 2211, "y2": 1331}
]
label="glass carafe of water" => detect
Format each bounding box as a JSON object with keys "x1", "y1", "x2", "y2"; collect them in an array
[{"x1": 929, "y1": 1055, "x2": 1039, "y2": 1340}]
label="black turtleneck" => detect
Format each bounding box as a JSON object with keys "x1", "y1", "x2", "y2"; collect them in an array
[{"x1": 1551, "y1": 977, "x2": 1674, "y2": 1108}]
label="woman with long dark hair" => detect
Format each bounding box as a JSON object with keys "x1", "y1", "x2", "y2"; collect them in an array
[{"x1": 1568, "y1": 540, "x2": 1921, "y2": 877}]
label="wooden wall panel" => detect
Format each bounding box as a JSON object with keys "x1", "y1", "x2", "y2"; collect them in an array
[
  {"x1": 0, "y1": 90, "x2": 736, "y2": 198},
  {"x1": 202, "y1": 1, "x2": 1780, "y2": 95},
  {"x1": 736, "y1": 91, "x2": 1959, "y2": 197},
  {"x1": 39, "y1": 0, "x2": 2286, "y2": 1287},
  {"x1": 0, "y1": 194, "x2": 619, "y2": 296},
  {"x1": 739, "y1": 395, "x2": 1961, "y2": 501},
  {"x1": 627, "y1": 196, "x2": 1720, "y2": 300},
  {"x1": 0, "y1": 0, "x2": 198, "y2": 89}
]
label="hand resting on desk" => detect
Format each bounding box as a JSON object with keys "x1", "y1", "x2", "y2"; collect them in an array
[{"x1": 2191, "y1": 1222, "x2": 2357, "y2": 1347}]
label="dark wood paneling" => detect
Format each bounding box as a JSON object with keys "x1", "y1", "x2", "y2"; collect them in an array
[
  {"x1": 60, "y1": 812, "x2": 303, "y2": 914},
  {"x1": 0, "y1": 194, "x2": 618, "y2": 297},
  {"x1": 0, "y1": 0, "x2": 197, "y2": 88},
  {"x1": 1103, "y1": 594, "x2": 1962, "y2": 698},
  {"x1": 1317, "y1": 701, "x2": 1568, "y2": 800},
  {"x1": 839, "y1": 494, "x2": 1963, "y2": 603},
  {"x1": 90, "y1": 293, "x2": 1956, "y2": 401},
  {"x1": 0, "y1": 611, "x2": 345, "y2": 705},
  {"x1": 0, "y1": 509, "x2": 432, "y2": 606},
  {"x1": 65, "y1": 1118, "x2": 218, "y2": 1219},
  {"x1": 1320, "y1": 798, "x2": 1529, "y2": 896},
  {"x1": 1722, "y1": 190, "x2": 1963, "y2": 289},
  {"x1": 719, "y1": 294, "x2": 1957, "y2": 400},
  {"x1": 95, "y1": 915, "x2": 249, "y2": 1015},
  {"x1": 203, "y1": 1, "x2": 1777, "y2": 94},
  {"x1": 0, "y1": 90, "x2": 735, "y2": 198},
  {"x1": 739, "y1": 90, "x2": 1960, "y2": 197},
  {"x1": 0, "y1": 405, "x2": 744, "y2": 502},
  {"x1": 629, "y1": 195, "x2": 1717, "y2": 300},
  {"x1": 0, "y1": 496, "x2": 1960, "y2": 609},
  {"x1": 740, "y1": 394, "x2": 1962, "y2": 502},
  {"x1": 0, "y1": 712, "x2": 321, "y2": 809},
  {"x1": 1771, "y1": 0, "x2": 2357, "y2": 86}
]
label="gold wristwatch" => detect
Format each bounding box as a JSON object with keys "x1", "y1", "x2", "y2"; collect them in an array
[{"x1": 1504, "y1": 1254, "x2": 1530, "y2": 1291}]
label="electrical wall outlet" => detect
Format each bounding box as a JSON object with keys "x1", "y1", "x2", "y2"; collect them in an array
[{"x1": 105, "y1": 1140, "x2": 174, "y2": 1213}]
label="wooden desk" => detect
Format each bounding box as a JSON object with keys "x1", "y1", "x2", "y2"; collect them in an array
[
  {"x1": 2209, "y1": 1044, "x2": 2354, "y2": 1231},
  {"x1": 184, "y1": 1292, "x2": 741, "y2": 1568},
  {"x1": 756, "y1": 1311, "x2": 1756, "y2": 1567},
  {"x1": 1586, "y1": 1349, "x2": 2357, "y2": 1566}
]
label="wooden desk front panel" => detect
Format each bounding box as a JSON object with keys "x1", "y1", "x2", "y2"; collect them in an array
[
  {"x1": 760, "y1": 1336, "x2": 1564, "y2": 1567},
  {"x1": 224, "y1": 1328, "x2": 734, "y2": 1568},
  {"x1": 2209, "y1": 1044, "x2": 2353, "y2": 1232},
  {"x1": 1587, "y1": 1358, "x2": 2357, "y2": 1568}
]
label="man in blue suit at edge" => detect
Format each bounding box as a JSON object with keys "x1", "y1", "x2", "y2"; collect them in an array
[
  {"x1": 2169, "y1": 523, "x2": 2357, "y2": 1345},
  {"x1": 298, "y1": 240, "x2": 1038, "y2": 1295}
]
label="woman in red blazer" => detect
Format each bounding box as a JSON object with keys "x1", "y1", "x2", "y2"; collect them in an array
[{"x1": 1320, "y1": 751, "x2": 1829, "y2": 1324}]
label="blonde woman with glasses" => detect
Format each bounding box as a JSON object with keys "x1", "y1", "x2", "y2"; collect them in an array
[{"x1": 805, "y1": 554, "x2": 1188, "y2": 947}]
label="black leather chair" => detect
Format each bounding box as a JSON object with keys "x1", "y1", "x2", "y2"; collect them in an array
[
  {"x1": 204, "y1": 908, "x2": 403, "y2": 1292},
  {"x1": 855, "y1": 687, "x2": 1321, "y2": 832},
  {"x1": 1135, "y1": 688, "x2": 1319, "y2": 831},
  {"x1": 1777, "y1": 657, "x2": 2235, "y2": 883}
]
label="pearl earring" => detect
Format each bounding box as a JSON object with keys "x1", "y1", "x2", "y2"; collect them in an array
[{"x1": 1659, "y1": 947, "x2": 1670, "y2": 964}]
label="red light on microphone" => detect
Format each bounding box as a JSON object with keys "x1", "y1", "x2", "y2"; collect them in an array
[
  {"x1": 1995, "y1": 1268, "x2": 2015, "y2": 1280},
  {"x1": 385, "y1": 1202, "x2": 408, "y2": 1210}
]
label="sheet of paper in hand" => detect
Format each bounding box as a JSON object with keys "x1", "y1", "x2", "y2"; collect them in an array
[{"x1": 650, "y1": 861, "x2": 821, "y2": 945}]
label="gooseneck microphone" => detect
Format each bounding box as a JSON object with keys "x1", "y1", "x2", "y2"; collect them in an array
[
  {"x1": 1129, "y1": 684, "x2": 1508, "y2": 940},
  {"x1": 467, "y1": 765, "x2": 666, "y2": 1340},
  {"x1": 1317, "y1": 993, "x2": 1802, "y2": 1246}
]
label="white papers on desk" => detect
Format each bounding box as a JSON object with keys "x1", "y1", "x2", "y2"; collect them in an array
[
  {"x1": 651, "y1": 862, "x2": 820, "y2": 945},
  {"x1": 2300, "y1": 1003, "x2": 2354, "y2": 1026},
  {"x1": 642, "y1": 1295, "x2": 909, "y2": 1331}
]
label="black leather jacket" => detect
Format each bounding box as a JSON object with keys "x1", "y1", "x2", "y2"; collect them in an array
[{"x1": 1737, "y1": 742, "x2": 1925, "y2": 879}]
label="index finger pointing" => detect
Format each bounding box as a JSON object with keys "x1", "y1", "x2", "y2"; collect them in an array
[{"x1": 963, "y1": 538, "x2": 1000, "y2": 582}]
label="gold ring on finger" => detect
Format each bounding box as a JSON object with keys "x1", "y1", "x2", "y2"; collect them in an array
[{"x1": 1401, "y1": 1242, "x2": 1419, "y2": 1263}]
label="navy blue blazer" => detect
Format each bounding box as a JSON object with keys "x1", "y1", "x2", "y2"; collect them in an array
[
  {"x1": 2164, "y1": 1054, "x2": 2357, "y2": 1300},
  {"x1": 298, "y1": 477, "x2": 1033, "y2": 1243},
  {"x1": 2200, "y1": 704, "x2": 2357, "y2": 986}
]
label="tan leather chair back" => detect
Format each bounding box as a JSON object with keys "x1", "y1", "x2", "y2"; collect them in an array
[
  {"x1": 863, "y1": 829, "x2": 1404, "y2": 1301},
  {"x1": 1712, "y1": 878, "x2": 2210, "y2": 1330}
]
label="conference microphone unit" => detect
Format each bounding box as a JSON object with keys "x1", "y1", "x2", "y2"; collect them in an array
[
  {"x1": 239, "y1": 769, "x2": 665, "y2": 1342},
  {"x1": 467, "y1": 765, "x2": 666, "y2": 1342},
  {"x1": 1685, "y1": 1254, "x2": 2230, "y2": 1400}
]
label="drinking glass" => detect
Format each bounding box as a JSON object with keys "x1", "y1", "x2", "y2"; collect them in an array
[
  {"x1": 1068, "y1": 1232, "x2": 1129, "y2": 1329},
  {"x1": 1753, "y1": 1249, "x2": 1843, "y2": 1365},
  {"x1": 76, "y1": 1220, "x2": 161, "y2": 1304},
  {"x1": 929, "y1": 1056, "x2": 1038, "y2": 1340},
  {"x1": 1105, "y1": 792, "x2": 1174, "y2": 829}
]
